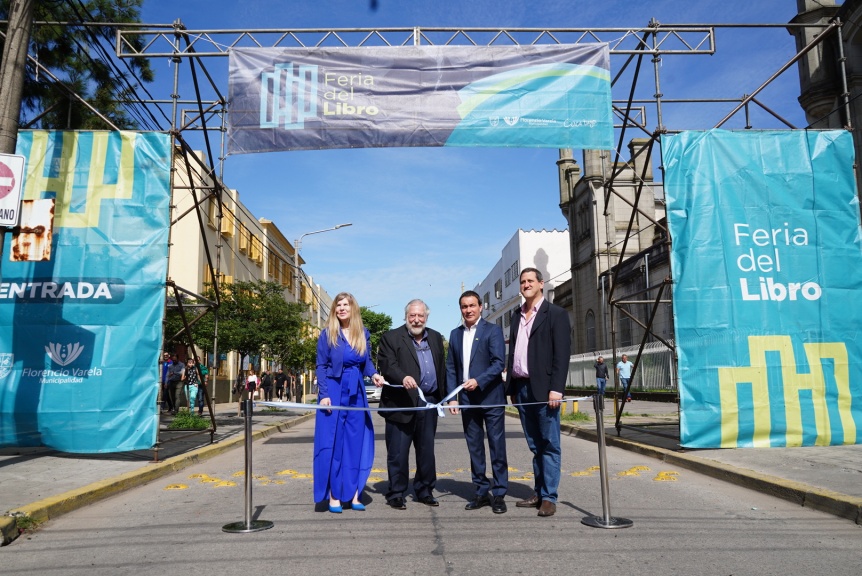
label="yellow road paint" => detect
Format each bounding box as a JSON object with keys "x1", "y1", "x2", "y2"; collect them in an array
[
  {"x1": 371, "y1": 468, "x2": 386, "y2": 473},
  {"x1": 368, "y1": 476, "x2": 384, "y2": 483},
  {"x1": 277, "y1": 469, "x2": 298, "y2": 476},
  {"x1": 293, "y1": 473, "x2": 312, "y2": 479},
  {"x1": 188, "y1": 473, "x2": 210, "y2": 479},
  {"x1": 654, "y1": 471, "x2": 680, "y2": 482},
  {"x1": 200, "y1": 477, "x2": 221, "y2": 483},
  {"x1": 232, "y1": 471, "x2": 244, "y2": 477},
  {"x1": 570, "y1": 471, "x2": 595, "y2": 477},
  {"x1": 164, "y1": 484, "x2": 187, "y2": 490},
  {"x1": 214, "y1": 481, "x2": 237, "y2": 487},
  {"x1": 507, "y1": 466, "x2": 520, "y2": 472}
]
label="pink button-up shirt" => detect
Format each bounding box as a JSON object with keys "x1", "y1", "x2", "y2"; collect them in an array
[{"x1": 511, "y1": 298, "x2": 543, "y2": 378}]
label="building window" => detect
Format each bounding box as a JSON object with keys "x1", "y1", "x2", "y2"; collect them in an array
[
  {"x1": 483, "y1": 292, "x2": 490, "y2": 310},
  {"x1": 494, "y1": 279, "x2": 502, "y2": 299},
  {"x1": 221, "y1": 208, "x2": 235, "y2": 237},
  {"x1": 238, "y1": 224, "x2": 249, "y2": 253},
  {"x1": 585, "y1": 310, "x2": 596, "y2": 352},
  {"x1": 619, "y1": 315, "x2": 632, "y2": 348}
]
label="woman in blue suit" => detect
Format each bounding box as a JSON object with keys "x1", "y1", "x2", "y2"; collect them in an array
[{"x1": 315, "y1": 292, "x2": 384, "y2": 513}]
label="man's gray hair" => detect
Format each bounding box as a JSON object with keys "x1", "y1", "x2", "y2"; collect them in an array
[{"x1": 404, "y1": 298, "x2": 430, "y2": 318}]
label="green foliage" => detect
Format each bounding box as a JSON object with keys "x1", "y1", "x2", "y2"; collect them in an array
[
  {"x1": 164, "y1": 279, "x2": 315, "y2": 375},
  {"x1": 167, "y1": 410, "x2": 209, "y2": 430},
  {"x1": 0, "y1": 0, "x2": 153, "y2": 129},
  {"x1": 360, "y1": 306, "x2": 392, "y2": 364},
  {"x1": 561, "y1": 411, "x2": 591, "y2": 422},
  {"x1": 14, "y1": 514, "x2": 39, "y2": 533}
]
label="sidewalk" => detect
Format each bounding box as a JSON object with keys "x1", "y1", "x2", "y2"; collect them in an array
[{"x1": 2, "y1": 399, "x2": 860, "y2": 546}]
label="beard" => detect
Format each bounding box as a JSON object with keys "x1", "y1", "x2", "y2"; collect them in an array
[{"x1": 408, "y1": 323, "x2": 426, "y2": 337}]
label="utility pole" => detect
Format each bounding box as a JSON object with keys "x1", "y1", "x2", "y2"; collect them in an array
[
  {"x1": 0, "y1": 0, "x2": 35, "y2": 266},
  {"x1": 0, "y1": 0, "x2": 35, "y2": 154}
]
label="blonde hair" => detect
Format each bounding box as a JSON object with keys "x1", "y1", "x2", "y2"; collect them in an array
[{"x1": 326, "y1": 292, "x2": 367, "y2": 355}]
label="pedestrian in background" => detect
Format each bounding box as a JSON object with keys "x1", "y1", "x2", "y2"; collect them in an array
[
  {"x1": 275, "y1": 368, "x2": 288, "y2": 400},
  {"x1": 616, "y1": 354, "x2": 634, "y2": 402},
  {"x1": 594, "y1": 356, "x2": 609, "y2": 396},
  {"x1": 166, "y1": 354, "x2": 185, "y2": 415},
  {"x1": 160, "y1": 352, "x2": 174, "y2": 413}
]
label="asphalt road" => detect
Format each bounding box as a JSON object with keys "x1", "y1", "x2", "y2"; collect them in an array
[{"x1": 3, "y1": 412, "x2": 860, "y2": 575}]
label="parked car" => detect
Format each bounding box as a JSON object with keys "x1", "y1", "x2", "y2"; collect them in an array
[{"x1": 364, "y1": 377, "x2": 381, "y2": 402}]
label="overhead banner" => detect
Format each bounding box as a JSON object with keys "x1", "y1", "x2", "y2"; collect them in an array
[
  {"x1": 0, "y1": 131, "x2": 171, "y2": 453},
  {"x1": 227, "y1": 44, "x2": 613, "y2": 153},
  {"x1": 664, "y1": 130, "x2": 862, "y2": 449}
]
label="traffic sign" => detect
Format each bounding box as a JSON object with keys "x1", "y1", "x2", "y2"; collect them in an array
[{"x1": 0, "y1": 153, "x2": 25, "y2": 227}]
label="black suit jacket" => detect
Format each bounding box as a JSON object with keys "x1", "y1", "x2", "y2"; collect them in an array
[
  {"x1": 378, "y1": 324, "x2": 447, "y2": 424},
  {"x1": 505, "y1": 299, "x2": 571, "y2": 401}
]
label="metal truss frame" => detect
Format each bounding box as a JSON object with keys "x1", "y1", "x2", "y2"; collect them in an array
[{"x1": 12, "y1": 19, "x2": 846, "y2": 451}]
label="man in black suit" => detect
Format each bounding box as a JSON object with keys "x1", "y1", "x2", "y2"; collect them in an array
[
  {"x1": 378, "y1": 299, "x2": 447, "y2": 510},
  {"x1": 446, "y1": 290, "x2": 508, "y2": 513},
  {"x1": 506, "y1": 268, "x2": 571, "y2": 517}
]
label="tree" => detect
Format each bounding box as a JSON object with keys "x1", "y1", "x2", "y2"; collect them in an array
[
  {"x1": 164, "y1": 280, "x2": 310, "y2": 376},
  {"x1": 360, "y1": 306, "x2": 392, "y2": 365},
  {"x1": 0, "y1": 0, "x2": 154, "y2": 130}
]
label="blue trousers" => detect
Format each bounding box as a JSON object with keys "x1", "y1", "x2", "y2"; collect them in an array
[{"x1": 515, "y1": 382, "x2": 561, "y2": 503}]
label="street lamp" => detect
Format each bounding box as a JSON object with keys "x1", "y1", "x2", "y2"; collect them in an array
[
  {"x1": 293, "y1": 223, "x2": 352, "y2": 401},
  {"x1": 295, "y1": 223, "x2": 352, "y2": 255}
]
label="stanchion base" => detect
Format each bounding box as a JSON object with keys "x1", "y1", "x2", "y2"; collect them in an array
[
  {"x1": 222, "y1": 520, "x2": 274, "y2": 533},
  {"x1": 581, "y1": 515, "x2": 633, "y2": 529}
]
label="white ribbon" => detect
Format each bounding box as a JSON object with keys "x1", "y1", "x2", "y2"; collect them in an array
[{"x1": 256, "y1": 382, "x2": 593, "y2": 415}]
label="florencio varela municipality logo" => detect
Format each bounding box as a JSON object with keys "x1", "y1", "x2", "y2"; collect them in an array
[
  {"x1": 0, "y1": 353, "x2": 12, "y2": 378},
  {"x1": 45, "y1": 342, "x2": 84, "y2": 367}
]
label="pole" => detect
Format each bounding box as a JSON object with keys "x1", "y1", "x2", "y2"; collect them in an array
[
  {"x1": 582, "y1": 394, "x2": 633, "y2": 529},
  {"x1": 222, "y1": 399, "x2": 273, "y2": 533},
  {"x1": 0, "y1": 0, "x2": 36, "y2": 268}
]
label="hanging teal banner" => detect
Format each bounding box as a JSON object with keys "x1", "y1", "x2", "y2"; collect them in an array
[
  {"x1": 664, "y1": 130, "x2": 862, "y2": 448},
  {"x1": 228, "y1": 44, "x2": 613, "y2": 153},
  {"x1": 0, "y1": 131, "x2": 171, "y2": 453}
]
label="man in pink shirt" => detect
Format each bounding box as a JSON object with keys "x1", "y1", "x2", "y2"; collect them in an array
[{"x1": 505, "y1": 268, "x2": 571, "y2": 517}]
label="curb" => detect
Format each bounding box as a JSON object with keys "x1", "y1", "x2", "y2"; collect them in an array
[
  {"x1": 562, "y1": 422, "x2": 862, "y2": 525},
  {"x1": 1, "y1": 412, "x2": 314, "y2": 546}
]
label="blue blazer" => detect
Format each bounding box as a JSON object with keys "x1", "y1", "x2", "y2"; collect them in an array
[
  {"x1": 315, "y1": 328, "x2": 376, "y2": 401},
  {"x1": 446, "y1": 318, "x2": 506, "y2": 406}
]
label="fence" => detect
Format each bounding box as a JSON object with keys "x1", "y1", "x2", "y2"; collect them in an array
[{"x1": 567, "y1": 341, "x2": 676, "y2": 392}]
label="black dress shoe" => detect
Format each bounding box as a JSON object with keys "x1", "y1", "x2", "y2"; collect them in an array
[
  {"x1": 491, "y1": 495, "x2": 507, "y2": 514},
  {"x1": 418, "y1": 496, "x2": 439, "y2": 507},
  {"x1": 464, "y1": 495, "x2": 491, "y2": 510},
  {"x1": 388, "y1": 497, "x2": 406, "y2": 510}
]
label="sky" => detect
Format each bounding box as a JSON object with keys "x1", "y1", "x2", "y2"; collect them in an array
[{"x1": 138, "y1": 0, "x2": 813, "y2": 331}]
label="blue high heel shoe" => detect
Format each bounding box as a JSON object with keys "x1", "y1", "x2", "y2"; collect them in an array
[
  {"x1": 329, "y1": 503, "x2": 343, "y2": 513},
  {"x1": 351, "y1": 502, "x2": 366, "y2": 511}
]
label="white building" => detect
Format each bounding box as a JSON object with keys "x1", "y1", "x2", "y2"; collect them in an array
[{"x1": 473, "y1": 229, "x2": 572, "y2": 344}]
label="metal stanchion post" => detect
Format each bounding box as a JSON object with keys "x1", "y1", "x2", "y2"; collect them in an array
[
  {"x1": 582, "y1": 394, "x2": 633, "y2": 530},
  {"x1": 222, "y1": 398, "x2": 274, "y2": 533}
]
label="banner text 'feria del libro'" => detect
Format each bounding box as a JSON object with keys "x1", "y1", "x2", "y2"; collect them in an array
[
  {"x1": 227, "y1": 44, "x2": 614, "y2": 153},
  {"x1": 664, "y1": 130, "x2": 862, "y2": 449},
  {"x1": 0, "y1": 131, "x2": 171, "y2": 453}
]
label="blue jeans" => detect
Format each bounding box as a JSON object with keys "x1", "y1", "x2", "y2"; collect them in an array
[
  {"x1": 515, "y1": 382, "x2": 561, "y2": 504},
  {"x1": 596, "y1": 377, "x2": 606, "y2": 395},
  {"x1": 620, "y1": 377, "x2": 632, "y2": 398}
]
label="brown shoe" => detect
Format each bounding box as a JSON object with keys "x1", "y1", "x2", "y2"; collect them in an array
[
  {"x1": 515, "y1": 495, "x2": 541, "y2": 508},
  {"x1": 537, "y1": 501, "x2": 556, "y2": 517}
]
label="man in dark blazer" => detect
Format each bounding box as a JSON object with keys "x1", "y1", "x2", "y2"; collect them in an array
[
  {"x1": 506, "y1": 267, "x2": 571, "y2": 517},
  {"x1": 378, "y1": 299, "x2": 446, "y2": 510},
  {"x1": 446, "y1": 290, "x2": 508, "y2": 514}
]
